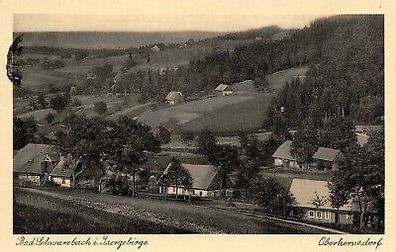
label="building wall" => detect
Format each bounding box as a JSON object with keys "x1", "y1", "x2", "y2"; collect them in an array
[
  {"x1": 49, "y1": 176, "x2": 72, "y2": 188},
  {"x1": 159, "y1": 186, "x2": 219, "y2": 197},
  {"x1": 301, "y1": 208, "x2": 354, "y2": 225},
  {"x1": 18, "y1": 173, "x2": 41, "y2": 186},
  {"x1": 274, "y1": 158, "x2": 300, "y2": 169},
  {"x1": 304, "y1": 209, "x2": 336, "y2": 224}
]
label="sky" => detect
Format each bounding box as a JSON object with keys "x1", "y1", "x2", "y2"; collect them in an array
[{"x1": 14, "y1": 14, "x2": 323, "y2": 32}]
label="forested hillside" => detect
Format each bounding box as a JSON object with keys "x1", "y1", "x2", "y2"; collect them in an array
[
  {"x1": 112, "y1": 15, "x2": 383, "y2": 127},
  {"x1": 264, "y1": 15, "x2": 384, "y2": 128}
]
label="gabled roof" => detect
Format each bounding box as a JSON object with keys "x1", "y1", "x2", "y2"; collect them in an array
[
  {"x1": 215, "y1": 84, "x2": 230, "y2": 92},
  {"x1": 289, "y1": 178, "x2": 354, "y2": 211},
  {"x1": 160, "y1": 163, "x2": 220, "y2": 190},
  {"x1": 313, "y1": 147, "x2": 342, "y2": 162},
  {"x1": 49, "y1": 157, "x2": 74, "y2": 178},
  {"x1": 165, "y1": 91, "x2": 184, "y2": 101},
  {"x1": 272, "y1": 140, "x2": 297, "y2": 161},
  {"x1": 14, "y1": 143, "x2": 60, "y2": 175}
]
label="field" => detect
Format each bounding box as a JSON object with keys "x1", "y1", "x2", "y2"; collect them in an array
[
  {"x1": 138, "y1": 66, "x2": 309, "y2": 134},
  {"x1": 14, "y1": 187, "x2": 331, "y2": 234}
]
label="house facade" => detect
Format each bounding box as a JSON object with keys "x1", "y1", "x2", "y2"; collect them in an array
[
  {"x1": 13, "y1": 143, "x2": 60, "y2": 186},
  {"x1": 158, "y1": 163, "x2": 223, "y2": 197},
  {"x1": 288, "y1": 178, "x2": 356, "y2": 225}
]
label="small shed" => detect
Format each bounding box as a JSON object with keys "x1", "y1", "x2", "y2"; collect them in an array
[
  {"x1": 215, "y1": 84, "x2": 233, "y2": 96},
  {"x1": 165, "y1": 91, "x2": 185, "y2": 105}
]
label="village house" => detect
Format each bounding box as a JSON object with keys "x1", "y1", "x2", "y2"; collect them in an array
[
  {"x1": 272, "y1": 140, "x2": 301, "y2": 169},
  {"x1": 48, "y1": 157, "x2": 86, "y2": 188},
  {"x1": 215, "y1": 84, "x2": 233, "y2": 96},
  {"x1": 165, "y1": 91, "x2": 185, "y2": 105},
  {"x1": 13, "y1": 143, "x2": 60, "y2": 186},
  {"x1": 157, "y1": 163, "x2": 224, "y2": 197},
  {"x1": 312, "y1": 147, "x2": 345, "y2": 170},
  {"x1": 272, "y1": 140, "x2": 344, "y2": 170},
  {"x1": 289, "y1": 178, "x2": 359, "y2": 225},
  {"x1": 151, "y1": 45, "x2": 160, "y2": 52}
]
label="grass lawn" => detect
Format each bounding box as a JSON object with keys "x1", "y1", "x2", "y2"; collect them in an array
[
  {"x1": 137, "y1": 66, "x2": 309, "y2": 134},
  {"x1": 14, "y1": 187, "x2": 327, "y2": 234}
]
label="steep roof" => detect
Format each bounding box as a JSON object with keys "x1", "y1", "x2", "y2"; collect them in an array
[
  {"x1": 289, "y1": 178, "x2": 354, "y2": 211},
  {"x1": 272, "y1": 140, "x2": 297, "y2": 161},
  {"x1": 215, "y1": 84, "x2": 230, "y2": 92},
  {"x1": 49, "y1": 157, "x2": 74, "y2": 178},
  {"x1": 165, "y1": 91, "x2": 183, "y2": 101},
  {"x1": 160, "y1": 163, "x2": 219, "y2": 190},
  {"x1": 14, "y1": 143, "x2": 59, "y2": 175},
  {"x1": 313, "y1": 147, "x2": 341, "y2": 162}
]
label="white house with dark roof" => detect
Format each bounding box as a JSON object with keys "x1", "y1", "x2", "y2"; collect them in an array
[
  {"x1": 165, "y1": 91, "x2": 185, "y2": 105},
  {"x1": 13, "y1": 143, "x2": 60, "y2": 186},
  {"x1": 272, "y1": 140, "x2": 344, "y2": 170},
  {"x1": 215, "y1": 84, "x2": 233, "y2": 95},
  {"x1": 272, "y1": 140, "x2": 301, "y2": 169},
  {"x1": 158, "y1": 163, "x2": 223, "y2": 197}
]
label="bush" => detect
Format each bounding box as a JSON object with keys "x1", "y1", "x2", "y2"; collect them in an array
[
  {"x1": 50, "y1": 94, "x2": 69, "y2": 112},
  {"x1": 71, "y1": 98, "x2": 82, "y2": 107},
  {"x1": 94, "y1": 101, "x2": 107, "y2": 115},
  {"x1": 46, "y1": 113, "x2": 54, "y2": 124}
]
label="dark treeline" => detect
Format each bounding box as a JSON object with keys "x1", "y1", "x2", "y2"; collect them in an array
[{"x1": 22, "y1": 46, "x2": 128, "y2": 60}]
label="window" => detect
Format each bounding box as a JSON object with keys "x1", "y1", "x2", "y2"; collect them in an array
[
  {"x1": 324, "y1": 212, "x2": 330, "y2": 220},
  {"x1": 199, "y1": 191, "x2": 203, "y2": 197},
  {"x1": 345, "y1": 214, "x2": 352, "y2": 220},
  {"x1": 62, "y1": 178, "x2": 66, "y2": 184},
  {"x1": 316, "y1": 211, "x2": 322, "y2": 219},
  {"x1": 308, "y1": 210, "x2": 315, "y2": 218}
]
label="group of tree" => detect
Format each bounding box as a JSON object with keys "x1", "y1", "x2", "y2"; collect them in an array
[
  {"x1": 41, "y1": 58, "x2": 65, "y2": 70},
  {"x1": 264, "y1": 15, "x2": 383, "y2": 130},
  {"x1": 13, "y1": 116, "x2": 37, "y2": 150},
  {"x1": 94, "y1": 101, "x2": 107, "y2": 115},
  {"x1": 329, "y1": 130, "x2": 384, "y2": 230},
  {"x1": 50, "y1": 93, "x2": 71, "y2": 112},
  {"x1": 55, "y1": 114, "x2": 161, "y2": 196},
  {"x1": 288, "y1": 116, "x2": 358, "y2": 168}
]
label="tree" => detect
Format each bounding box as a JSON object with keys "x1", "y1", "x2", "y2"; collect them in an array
[
  {"x1": 181, "y1": 131, "x2": 195, "y2": 148},
  {"x1": 157, "y1": 126, "x2": 171, "y2": 144},
  {"x1": 71, "y1": 98, "x2": 82, "y2": 107},
  {"x1": 209, "y1": 145, "x2": 241, "y2": 190},
  {"x1": 329, "y1": 130, "x2": 384, "y2": 230},
  {"x1": 319, "y1": 116, "x2": 358, "y2": 151},
  {"x1": 50, "y1": 94, "x2": 69, "y2": 112},
  {"x1": 94, "y1": 101, "x2": 107, "y2": 115},
  {"x1": 37, "y1": 94, "x2": 48, "y2": 109},
  {"x1": 248, "y1": 177, "x2": 296, "y2": 216},
  {"x1": 57, "y1": 115, "x2": 161, "y2": 197},
  {"x1": 46, "y1": 112, "x2": 54, "y2": 124},
  {"x1": 161, "y1": 157, "x2": 193, "y2": 200},
  {"x1": 291, "y1": 119, "x2": 319, "y2": 168},
  {"x1": 13, "y1": 116, "x2": 37, "y2": 150},
  {"x1": 197, "y1": 128, "x2": 217, "y2": 157}
]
